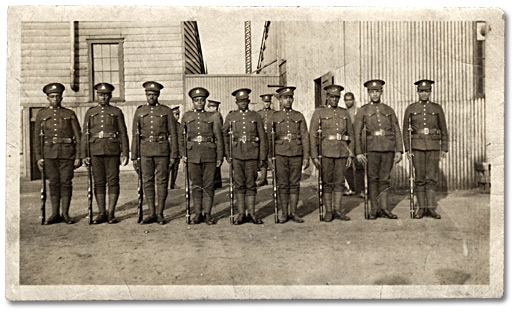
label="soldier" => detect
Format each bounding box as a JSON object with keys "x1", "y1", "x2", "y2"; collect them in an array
[
  {"x1": 310, "y1": 84, "x2": 355, "y2": 222},
  {"x1": 256, "y1": 93, "x2": 275, "y2": 187},
  {"x1": 267, "y1": 86, "x2": 310, "y2": 223},
  {"x1": 81, "y1": 83, "x2": 129, "y2": 224},
  {"x1": 180, "y1": 88, "x2": 224, "y2": 225},
  {"x1": 34, "y1": 83, "x2": 82, "y2": 224},
  {"x1": 206, "y1": 100, "x2": 224, "y2": 189},
  {"x1": 354, "y1": 79, "x2": 403, "y2": 220},
  {"x1": 169, "y1": 106, "x2": 182, "y2": 190},
  {"x1": 343, "y1": 92, "x2": 365, "y2": 197},
  {"x1": 223, "y1": 88, "x2": 267, "y2": 225},
  {"x1": 403, "y1": 79, "x2": 448, "y2": 219},
  {"x1": 131, "y1": 81, "x2": 178, "y2": 225}
]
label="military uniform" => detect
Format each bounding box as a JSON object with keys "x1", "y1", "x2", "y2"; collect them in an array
[
  {"x1": 131, "y1": 81, "x2": 178, "y2": 224},
  {"x1": 223, "y1": 88, "x2": 267, "y2": 225},
  {"x1": 169, "y1": 106, "x2": 182, "y2": 190},
  {"x1": 180, "y1": 89, "x2": 224, "y2": 225},
  {"x1": 403, "y1": 79, "x2": 448, "y2": 219},
  {"x1": 81, "y1": 83, "x2": 129, "y2": 224},
  {"x1": 256, "y1": 94, "x2": 276, "y2": 186},
  {"x1": 310, "y1": 84, "x2": 355, "y2": 222},
  {"x1": 207, "y1": 100, "x2": 224, "y2": 189},
  {"x1": 267, "y1": 87, "x2": 310, "y2": 223},
  {"x1": 34, "y1": 83, "x2": 82, "y2": 224},
  {"x1": 354, "y1": 79, "x2": 403, "y2": 219}
]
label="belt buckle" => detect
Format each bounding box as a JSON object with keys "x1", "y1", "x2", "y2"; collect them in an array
[
  {"x1": 195, "y1": 135, "x2": 203, "y2": 143},
  {"x1": 287, "y1": 133, "x2": 292, "y2": 142},
  {"x1": 52, "y1": 137, "x2": 58, "y2": 144},
  {"x1": 99, "y1": 131, "x2": 104, "y2": 138},
  {"x1": 336, "y1": 133, "x2": 342, "y2": 141},
  {"x1": 149, "y1": 136, "x2": 154, "y2": 142},
  {"x1": 424, "y1": 128, "x2": 430, "y2": 135},
  {"x1": 241, "y1": 135, "x2": 247, "y2": 143}
]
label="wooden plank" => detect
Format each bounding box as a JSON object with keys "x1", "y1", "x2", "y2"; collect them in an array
[
  {"x1": 21, "y1": 36, "x2": 69, "y2": 44},
  {"x1": 78, "y1": 21, "x2": 182, "y2": 29},
  {"x1": 21, "y1": 69, "x2": 70, "y2": 77},
  {"x1": 21, "y1": 49, "x2": 70, "y2": 57},
  {"x1": 21, "y1": 63, "x2": 71, "y2": 71},
  {"x1": 125, "y1": 74, "x2": 184, "y2": 82},
  {"x1": 21, "y1": 42, "x2": 70, "y2": 50},
  {"x1": 124, "y1": 41, "x2": 182, "y2": 49},
  {"x1": 125, "y1": 53, "x2": 183, "y2": 62},
  {"x1": 21, "y1": 22, "x2": 69, "y2": 30},
  {"x1": 21, "y1": 28, "x2": 70, "y2": 37},
  {"x1": 124, "y1": 46, "x2": 183, "y2": 56},
  {"x1": 125, "y1": 66, "x2": 184, "y2": 75},
  {"x1": 22, "y1": 56, "x2": 70, "y2": 64},
  {"x1": 125, "y1": 59, "x2": 183, "y2": 69}
]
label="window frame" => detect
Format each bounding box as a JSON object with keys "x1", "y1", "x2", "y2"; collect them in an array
[{"x1": 87, "y1": 38, "x2": 125, "y2": 102}]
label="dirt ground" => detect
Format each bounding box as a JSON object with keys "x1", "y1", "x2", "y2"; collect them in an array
[{"x1": 19, "y1": 170, "x2": 490, "y2": 286}]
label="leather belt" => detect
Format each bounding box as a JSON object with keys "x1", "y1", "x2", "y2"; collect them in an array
[
  {"x1": 413, "y1": 128, "x2": 440, "y2": 135},
  {"x1": 275, "y1": 134, "x2": 301, "y2": 142},
  {"x1": 236, "y1": 135, "x2": 259, "y2": 143},
  {"x1": 367, "y1": 130, "x2": 394, "y2": 136},
  {"x1": 188, "y1": 135, "x2": 214, "y2": 143},
  {"x1": 323, "y1": 134, "x2": 349, "y2": 141},
  {"x1": 143, "y1": 135, "x2": 168, "y2": 142},
  {"x1": 45, "y1": 137, "x2": 73, "y2": 144},
  {"x1": 92, "y1": 131, "x2": 117, "y2": 138}
]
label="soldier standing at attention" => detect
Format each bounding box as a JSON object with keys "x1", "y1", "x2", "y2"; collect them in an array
[
  {"x1": 403, "y1": 79, "x2": 448, "y2": 219},
  {"x1": 131, "y1": 81, "x2": 178, "y2": 225},
  {"x1": 180, "y1": 88, "x2": 224, "y2": 225},
  {"x1": 206, "y1": 99, "x2": 224, "y2": 189},
  {"x1": 223, "y1": 88, "x2": 267, "y2": 225},
  {"x1": 267, "y1": 86, "x2": 310, "y2": 223},
  {"x1": 354, "y1": 79, "x2": 403, "y2": 220},
  {"x1": 34, "y1": 83, "x2": 82, "y2": 224},
  {"x1": 309, "y1": 84, "x2": 355, "y2": 222},
  {"x1": 169, "y1": 106, "x2": 182, "y2": 190},
  {"x1": 81, "y1": 83, "x2": 129, "y2": 224},
  {"x1": 256, "y1": 93, "x2": 275, "y2": 187}
]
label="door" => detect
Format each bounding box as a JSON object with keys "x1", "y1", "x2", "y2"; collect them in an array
[{"x1": 314, "y1": 71, "x2": 334, "y2": 108}]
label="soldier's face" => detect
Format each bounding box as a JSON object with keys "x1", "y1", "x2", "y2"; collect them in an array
[
  {"x1": 97, "y1": 92, "x2": 111, "y2": 106},
  {"x1": 326, "y1": 94, "x2": 340, "y2": 107},
  {"x1": 192, "y1": 97, "x2": 206, "y2": 111},
  {"x1": 368, "y1": 89, "x2": 382, "y2": 102},
  {"x1": 146, "y1": 91, "x2": 160, "y2": 105},
  {"x1": 280, "y1": 95, "x2": 293, "y2": 109},
  {"x1": 264, "y1": 101, "x2": 271, "y2": 109},
  {"x1": 236, "y1": 99, "x2": 250, "y2": 111},
  {"x1": 47, "y1": 93, "x2": 62, "y2": 107},
  {"x1": 418, "y1": 89, "x2": 431, "y2": 101},
  {"x1": 344, "y1": 96, "x2": 355, "y2": 109}
]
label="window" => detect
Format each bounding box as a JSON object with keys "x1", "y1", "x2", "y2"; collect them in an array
[{"x1": 88, "y1": 39, "x2": 124, "y2": 101}]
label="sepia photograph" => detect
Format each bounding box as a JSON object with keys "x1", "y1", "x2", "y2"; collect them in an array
[{"x1": 4, "y1": 4, "x2": 504, "y2": 301}]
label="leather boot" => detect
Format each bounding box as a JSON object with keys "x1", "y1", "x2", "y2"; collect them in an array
[
  {"x1": 169, "y1": 165, "x2": 180, "y2": 189},
  {"x1": 107, "y1": 193, "x2": 119, "y2": 224},
  {"x1": 426, "y1": 189, "x2": 441, "y2": 219},
  {"x1": 414, "y1": 190, "x2": 426, "y2": 219},
  {"x1": 156, "y1": 195, "x2": 166, "y2": 225},
  {"x1": 333, "y1": 191, "x2": 350, "y2": 221},
  {"x1": 142, "y1": 195, "x2": 157, "y2": 224},
  {"x1": 368, "y1": 184, "x2": 379, "y2": 220},
  {"x1": 234, "y1": 193, "x2": 247, "y2": 225},
  {"x1": 378, "y1": 190, "x2": 397, "y2": 219},
  {"x1": 204, "y1": 195, "x2": 216, "y2": 225},
  {"x1": 247, "y1": 195, "x2": 263, "y2": 224},
  {"x1": 93, "y1": 194, "x2": 107, "y2": 224},
  {"x1": 191, "y1": 195, "x2": 203, "y2": 224},
  {"x1": 323, "y1": 192, "x2": 333, "y2": 222},
  {"x1": 289, "y1": 193, "x2": 304, "y2": 223},
  {"x1": 46, "y1": 189, "x2": 62, "y2": 225},
  {"x1": 61, "y1": 195, "x2": 74, "y2": 224},
  {"x1": 278, "y1": 193, "x2": 289, "y2": 223}
]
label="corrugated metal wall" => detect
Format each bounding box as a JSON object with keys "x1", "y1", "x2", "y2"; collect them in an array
[{"x1": 359, "y1": 21, "x2": 486, "y2": 191}]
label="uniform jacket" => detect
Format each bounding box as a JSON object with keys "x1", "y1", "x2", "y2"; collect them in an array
[
  {"x1": 309, "y1": 105, "x2": 355, "y2": 159},
  {"x1": 80, "y1": 104, "x2": 129, "y2": 158},
  {"x1": 179, "y1": 110, "x2": 224, "y2": 163},
  {"x1": 222, "y1": 109, "x2": 267, "y2": 161},
  {"x1": 353, "y1": 102, "x2": 404, "y2": 155},
  {"x1": 266, "y1": 108, "x2": 310, "y2": 160},
  {"x1": 403, "y1": 101, "x2": 449, "y2": 152},
  {"x1": 34, "y1": 105, "x2": 81, "y2": 161},
  {"x1": 131, "y1": 103, "x2": 178, "y2": 159}
]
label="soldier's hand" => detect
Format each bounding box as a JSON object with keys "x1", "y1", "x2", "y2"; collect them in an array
[
  {"x1": 216, "y1": 159, "x2": 222, "y2": 168},
  {"x1": 37, "y1": 159, "x2": 44, "y2": 171},
  {"x1": 121, "y1": 156, "x2": 129, "y2": 166},
  {"x1": 356, "y1": 154, "x2": 367, "y2": 165},
  {"x1": 346, "y1": 157, "x2": 353, "y2": 169},
  {"x1": 74, "y1": 159, "x2": 82, "y2": 169},
  {"x1": 133, "y1": 160, "x2": 139, "y2": 173},
  {"x1": 182, "y1": 156, "x2": 188, "y2": 164},
  {"x1": 394, "y1": 152, "x2": 403, "y2": 164},
  {"x1": 226, "y1": 157, "x2": 232, "y2": 164},
  {"x1": 169, "y1": 159, "x2": 176, "y2": 170},
  {"x1": 259, "y1": 160, "x2": 266, "y2": 170},
  {"x1": 302, "y1": 158, "x2": 310, "y2": 170},
  {"x1": 406, "y1": 152, "x2": 413, "y2": 161},
  {"x1": 312, "y1": 158, "x2": 320, "y2": 169},
  {"x1": 440, "y1": 151, "x2": 447, "y2": 159},
  {"x1": 82, "y1": 157, "x2": 90, "y2": 166},
  {"x1": 267, "y1": 158, "x2": 274, "y2": 170}
]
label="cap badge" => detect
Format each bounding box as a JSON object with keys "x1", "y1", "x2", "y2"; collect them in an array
[
  {"x1": 151, "y1": 83, "x2": 155, "y2": 87},
  {"x1": 372, "y1": 82, "x2": 377, "y2": 86},
  {"x1": 52, "y1": 85, "x2": 56, "y2": 89}
]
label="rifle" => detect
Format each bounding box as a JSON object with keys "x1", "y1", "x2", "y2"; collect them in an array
[
  {"x1": 136, "y1": 120, "x2": 144, "y2": 223},
  {"x1": 183, "y1": 123, "x2": 191, "y2": 224},
  {"x1": 317, "y1": 118, "x2": 324, "y2": 221},
  {"x1": 271, "y1": 123, "x2": 279, "y2": 223},
  {"x1": 86, "y1": 119, "x2": 93, "y2": 225},
  {"x1": 363, "y1": 123, "x2": 369, "y2": 220},
  {"x1": 39, "y1": 121, "x2": 46, "y2": 225},
  {"x1": 228, "y1": 122, "x2": 235, "y2": 224},
  {"x1": 408, "y1": 117, "x2": 416, "y2": 218}
]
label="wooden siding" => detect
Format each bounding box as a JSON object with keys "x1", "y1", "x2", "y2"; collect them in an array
[{"x1": 183, "y1": 21, "x2": 205, "y2": 74}]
